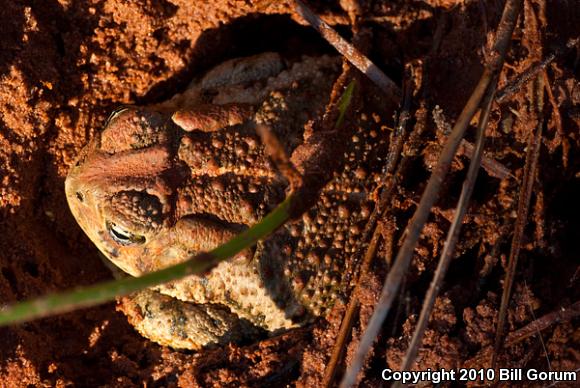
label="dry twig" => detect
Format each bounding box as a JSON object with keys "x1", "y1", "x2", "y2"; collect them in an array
[
  {"x1": 398, "y1": 79, "x2": 499, "y2": 377},
  {"x1": 433, "y1": 107, "x2": 513, "y2": 179},
  {"x1": 542, "y1": 70, "x2": 568, "y2": 168},
  {"x1": 254, "y1": 124, "x2": 303, "y2": 190},
  {"x1": 293, "y1": 0, "x2": 401, "y2": 105},
  {"x1": 492, "y1": 70, "x2": 545, "y2": 369},
  {"x1": 322, "y1": 63, "x2": 416, "y2": 388},
  {"x1": 495, "y1": 37, "x2": 578, "y2": 103},
  {"x1": 340, "y1": 0, "x2": 523, "y2": 385},
  {"x1": 465, "y1": 300, "x2": 580, "y2": 367},
  {"x1": 322, "y1": 226, "x2": 381, "y2": 388}
]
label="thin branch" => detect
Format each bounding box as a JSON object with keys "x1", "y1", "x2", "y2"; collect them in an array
[
  {"x1": 322, "y1": 67, "x2": 415, "y2": 388},
  {"x1": 340, "y1": 0, "x2": 522, "y2": 385},
  {"x1": 505, "y1": 300, "x2": 580, "y2": 346},
  {"x1": 542, "y1": 70, "x2": 568, "y2": 168},
  {"x1": 495, "y1": 37, "x2": 578, "y2": 103},
  {"x1": 492, "y1": 72, "x2": 545, "y2": 369},
  {"x1": 465, "y1": 300, "x2": 580, "y2": 366},
  {"x1": 255, "y1": 124, "x2": 303, "y2": 190},
  {"x1": 433, "y1": 107, "x2": 513, "y2": 179},
  {"x1": 321, "y1": 226, "x2": 382, "y2": 388},
  {"x1": 460, "y1": 139, "x2": 513, "y2": 179},
  {"x1": 397, "y1": 80, "x2": 498, "y2": 378},
  {"x1": 495, "y1": 52, "x2": 556, "y2": 103},
  {"x1": 524, "y1": 280, "x2": 552, "y2": 371},
  {"x1": 293, "y1": 0, "x2": 401, "y2": 104}
]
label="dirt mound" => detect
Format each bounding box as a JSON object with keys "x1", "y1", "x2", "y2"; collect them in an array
[{"x1": 0, "y1": 1, "x2": 578, "y2": 386}]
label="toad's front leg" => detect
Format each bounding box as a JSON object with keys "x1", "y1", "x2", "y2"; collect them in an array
[{"x1": 118, "y1": 289, "x2": 260, "y2": 350}]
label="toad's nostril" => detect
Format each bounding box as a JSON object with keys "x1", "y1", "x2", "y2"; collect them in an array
[{"x1": 76, "y1": 191, "x2": 84, "y2": 202}]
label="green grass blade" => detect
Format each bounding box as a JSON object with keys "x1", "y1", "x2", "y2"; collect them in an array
[{"x1": 0, "y1": 196, "x2": 292, "y2": 326}]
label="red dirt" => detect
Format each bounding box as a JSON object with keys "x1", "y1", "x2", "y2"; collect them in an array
[{"x1": 0, "y1": 0, "x2": 578, "y2": 386}]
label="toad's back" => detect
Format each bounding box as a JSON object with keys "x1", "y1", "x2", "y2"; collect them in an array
[{"x1": 65, "y1": 53, "x2": 387, "y2": 349}]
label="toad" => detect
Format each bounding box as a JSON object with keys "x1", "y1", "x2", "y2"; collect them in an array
[{"x1": 65, "y1": 53, "x2": 386, "y2": 349}]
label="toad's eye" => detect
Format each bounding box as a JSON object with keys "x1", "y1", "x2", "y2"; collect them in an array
[
  {"x1": 104, "y1": 106, "x2": 130, "y2": 128},
  {"x1": 106, "y1": 221, "x2": 146, "y2": 246}
]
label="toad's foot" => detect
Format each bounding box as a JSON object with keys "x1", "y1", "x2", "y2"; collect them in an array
[{"x1": 118, "y1": 289, "x2": 261, "y2": 350}]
